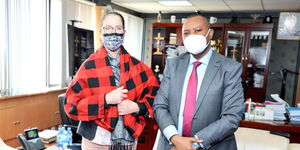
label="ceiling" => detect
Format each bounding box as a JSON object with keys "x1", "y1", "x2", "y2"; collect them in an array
[{"x1": 111, "y1": 0, "x2": 300, "y2": 14}]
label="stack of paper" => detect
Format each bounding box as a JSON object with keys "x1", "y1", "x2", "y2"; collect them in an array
[
  {"x1": 288, "y1": 107, "x2": 300, "y2": 122},
  {"x1": 38, "y1": 129, "x2": 58, "y2": 144},
  {"x1": 264, "y1": 101, "x2": 286, "y2": 121}
]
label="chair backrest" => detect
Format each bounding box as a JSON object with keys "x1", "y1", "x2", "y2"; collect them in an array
[
  {"x1": 58, "y1": 93, "x2": 79, "y2": 126},
  {"x1": 235, "y1": 127, "x2": 290, "y2": 150},
  {"x1": 58, "y1": 93, "x2": 82, "y2": 143}
]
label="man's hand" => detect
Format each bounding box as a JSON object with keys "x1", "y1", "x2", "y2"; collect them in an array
[
  {"x1": 118, "y1": 100, "x2": 140, "y2": 115},
  {"x1": 170, "y1": 135, "x2": 203, "y2": 150},
  {"x1": 106, "y1": 86, "x2": 128, "y2": 105}
]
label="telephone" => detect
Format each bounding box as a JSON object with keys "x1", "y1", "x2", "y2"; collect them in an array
[{"x1": 17, "y1": 128, "x2": 45, "y2": 150}]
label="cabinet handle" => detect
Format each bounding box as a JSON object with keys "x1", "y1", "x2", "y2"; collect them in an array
[
  {"x1": 13, "y1": 121, "x2": 20, "y2": 125},
  {"x1": 245, "y1": 57, "x2": 248, "y2": 61},
  {"x1": 242, "y1": 56, "x2": 244, "y2": 61}
]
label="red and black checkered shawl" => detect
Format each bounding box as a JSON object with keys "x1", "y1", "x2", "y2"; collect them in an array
[{"x1": 64, "y1": 46, "x2": 159, "y2": 139}]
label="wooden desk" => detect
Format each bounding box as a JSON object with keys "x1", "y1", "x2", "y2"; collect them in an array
[{"x1": 240, "y1": 120, "x2": 300, "y2": 143}]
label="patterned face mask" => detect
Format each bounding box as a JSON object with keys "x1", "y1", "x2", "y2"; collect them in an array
[{"x1": 103, "y1": 33, "x2": 124, "y2": 51}]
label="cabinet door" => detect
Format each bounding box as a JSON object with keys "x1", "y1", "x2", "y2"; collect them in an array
[
  {"x1": 225, "y1": 30, "x2": 246, "y2": 63},
  {"x1": 246, "y1": 31, "x2": 271, "y2": 89},
  {"x1": 0, "y1": 105, "x2": 30, "y2": 140}
]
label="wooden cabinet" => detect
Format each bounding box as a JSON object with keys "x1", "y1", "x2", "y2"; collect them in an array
[
  {"x1": 151, "y1": 23, "x2": 224, "y2": 75},
  {"x1": 223, "y1": 24, "x2": 273, "y2": 102},
  {"x1": 0, "y1": 89, "x2": 65, "y2": 147},
  {"x1": 151, "y1": 23, "x2": 273, "y2": 102},
  {"x1": 151, "y1": 23, "x2": 183, "y2": 75}
]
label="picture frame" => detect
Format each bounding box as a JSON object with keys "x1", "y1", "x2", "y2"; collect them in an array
[{"x1": 276, "y1": 12, "x2": 300, "y2": 40}]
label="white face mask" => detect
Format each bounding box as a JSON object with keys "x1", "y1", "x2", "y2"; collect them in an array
[{"x1": 183, "y1": 29, "x2": 211, "y2": 55}]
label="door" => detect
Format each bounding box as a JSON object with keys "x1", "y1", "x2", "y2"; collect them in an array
[
  {"x1": 246, "y1": 31, "x2": 271, "y2": 89},
  {"x1": 224, "y1": 29, "x2": 247, "y2": 80}
]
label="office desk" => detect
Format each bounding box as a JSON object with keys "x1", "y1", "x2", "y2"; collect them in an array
[
  {"x1": 45, "y1": 143, "x2": 81, "y2": 150},
  {"x1": 240, "y1": 120, "x2": 300, "y2": 143}
]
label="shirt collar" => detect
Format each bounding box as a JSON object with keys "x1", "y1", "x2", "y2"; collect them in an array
[
  {"x1": 189, "y1": 48, "x2": 213, "y2": 65},
  {"x1": 107, "y1": 50, "x2": 120, "y2": 61}
]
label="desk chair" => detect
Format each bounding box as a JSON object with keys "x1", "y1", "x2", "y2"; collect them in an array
[{"x1": 58, "y1": 93, "x2": 82, "y2": 143}]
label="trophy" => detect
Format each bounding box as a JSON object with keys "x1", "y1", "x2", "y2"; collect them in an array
[
  {"x1": 210, "y1": 39, "x2": 222, "y2": 53},
  {"x1": 251, "y1": 14, "x2": 260, "y2": 24},
  {"x1": 154, "y1": 65, "x2": 160, "y2": 77},
  {"x1": 157, "y1": 11, "x2": 162, "y2": 23},
  {"x1": 153, "y1": 32, "x2": 164, "y2": 55}
]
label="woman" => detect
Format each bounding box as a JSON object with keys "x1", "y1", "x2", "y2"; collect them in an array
[{"x1": 64, "y1": 8, "x2": 159, "y2": 150}]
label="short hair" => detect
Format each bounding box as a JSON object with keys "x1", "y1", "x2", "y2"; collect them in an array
[
  {"x1": 101, "y1": 6, "x2": 125, "y2": 28},
  {"x1": 186, "y1": 14, "x2": 210, "y2": 29}
]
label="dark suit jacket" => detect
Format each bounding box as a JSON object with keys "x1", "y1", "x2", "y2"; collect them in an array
[{"x1": 153, "y1": 52, "x2": 244, "y2": 150}]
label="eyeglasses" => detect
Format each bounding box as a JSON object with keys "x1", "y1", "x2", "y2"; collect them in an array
[{"x1": 102, "y1": 25, "x2": 124, "y2": 33}]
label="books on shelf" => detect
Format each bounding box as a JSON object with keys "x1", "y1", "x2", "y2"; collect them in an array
[{"x1": 169, "y1": 33, "x2": 177, "y2": 45}]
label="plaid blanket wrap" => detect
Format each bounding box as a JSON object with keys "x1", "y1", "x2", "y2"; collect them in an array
[{"x1": 64, "y1": 46, "x2": 159, "y2": 138}]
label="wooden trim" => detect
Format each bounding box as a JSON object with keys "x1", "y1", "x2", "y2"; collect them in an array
[
  {"x1": 94, "y1": 6, "x2": 106, "y2": 51},
  {"x1": 240, "y1": 120, "x2": 300, "y2": 143},
  {"x1": 225, "y1": 23, "x2": 274, "y2": 29},
  {"x1": 296, "y1": 69, "x2": 300, "y2": 105},
  {"x1": 0, "y1": 88, "x2": 66, "y2": 101},
  {"x1": 153, "y1": 22, "x2": 182, "y2": 27}
]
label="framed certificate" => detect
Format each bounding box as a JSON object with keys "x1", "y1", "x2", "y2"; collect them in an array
[{"x1": 277, "y1": 12, "x2": 300, "y2": 40}]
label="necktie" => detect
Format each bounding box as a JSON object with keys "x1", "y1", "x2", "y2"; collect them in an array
[{"x1": 182, "y1": 61, "x2": 201, "y2": 137}]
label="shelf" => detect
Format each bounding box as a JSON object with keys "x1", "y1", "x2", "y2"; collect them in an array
[{"x1": 153, "y1": 22, "x2": 182, "y2": 27}]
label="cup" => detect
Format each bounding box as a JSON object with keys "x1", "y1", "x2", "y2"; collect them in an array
[
  {"x1": 181, "y1": 18, "x2": 186, "y2": 23},
  {"x1": 171, "y1": 15, "x2": 176, "y2": 23},
  {"x1": 209, "y1": 16, "x2": 217, "y2": 24}
]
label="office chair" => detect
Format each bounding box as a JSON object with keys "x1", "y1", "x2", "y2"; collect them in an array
[{"x1": 58, "y1": 93, "x2": 82, "y2": 143}]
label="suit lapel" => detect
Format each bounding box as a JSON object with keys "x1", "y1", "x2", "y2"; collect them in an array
[
  {"x1": 193, "y1": 53, "x2": 223, "y2": 116},
  {"x1": 175, "y1": 53, "x2": 190, "y2": 114}
]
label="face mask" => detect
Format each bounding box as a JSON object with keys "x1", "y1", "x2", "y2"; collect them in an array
[
  {"x1": 103, "y1": 33, "x2": 124, "y2": 52},
  {"x1": 183, "y1": 29, "x2": 211, "y2": 55}
]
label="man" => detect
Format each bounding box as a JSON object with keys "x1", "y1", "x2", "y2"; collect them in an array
[
  {"x1": 64, "y1": 10, "x2": 159, "y2": 150},
  {"x1": 153, "y1": 14, "x2": 244, "y2": 150}
]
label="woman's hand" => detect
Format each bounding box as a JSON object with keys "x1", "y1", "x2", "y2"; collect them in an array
[{"x1": 118, "y1": 100, "x2": 139, "y2": 115}]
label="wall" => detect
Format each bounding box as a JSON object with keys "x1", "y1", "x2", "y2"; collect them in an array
[
  {"x1": 266, "y1": 19, "x2": 300, "y2": 105},
  {"x1": 142, "y1": 13, "x2": 300, "y2": 105}
]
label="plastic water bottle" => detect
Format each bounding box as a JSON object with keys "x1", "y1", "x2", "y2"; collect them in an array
[
  {"x1": 67, "y1": 127, "x2": 73, "y2": 145},
  {"x1": 57, "y1": 127, "x2": 71, "y2": 149},
  {"x1": 61, "y1": 128, "x2": 69, "y2": 149},
  {"x1": 56, "y1": 127, "x2": 65, "y2": 148}
]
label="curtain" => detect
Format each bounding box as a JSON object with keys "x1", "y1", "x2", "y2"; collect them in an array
[
  {"x1": 118, "y1": 11, "x2": 144, "y2": 60},
  {"x1": 6, "y1": 0, "x2": 48, "y2": 95},
  {"x1": 0, "y1": 0, "x2": 7, "y2": 96},
  {"x1": 49, "y1": 0, "x2": 62, "y2": 86},
  {"x1": 65, "y1": 0, "x2": 96, "y2": 31}
]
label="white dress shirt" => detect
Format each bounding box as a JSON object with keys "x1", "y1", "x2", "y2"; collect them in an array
[{"x1": 162, "y1": 49, "x2": 213, "y2": 142}]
